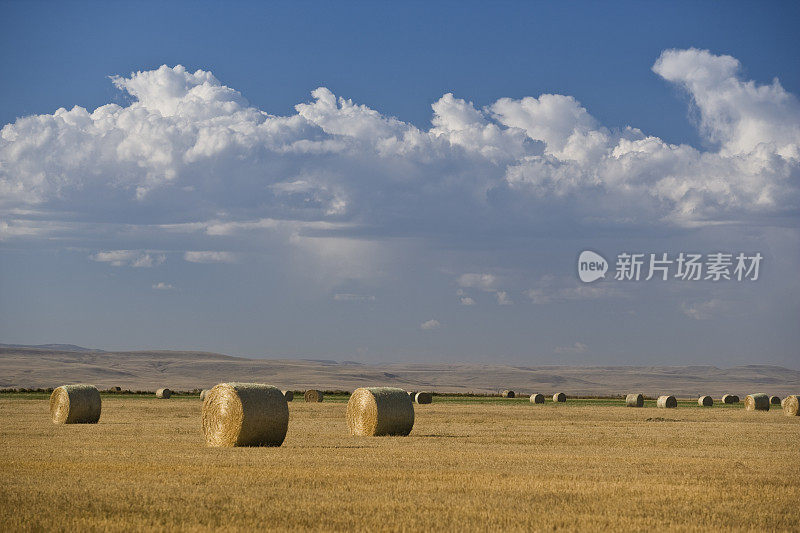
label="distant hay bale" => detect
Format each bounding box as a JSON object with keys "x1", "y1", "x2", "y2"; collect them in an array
[
  {"x1": 744, "y1": 393, "x2": 770, "y2": 411},
  {"x1": 346, "y1": 387, "x2": 414, "y2": 436},
  {"x1": 112, "y1": 386, "x2": 121, "y2": 392},
  {"x1": 156, "y1": 388, "x2": 171, "y2": 399},
  {"x1": 626, "y1": 393, "x2": 644, "y2": 407},
  {"x1": 414, "y1": 392, "x2": 432, "y2": 404},
  {"x1": 200, "y1": 389, "x2": 208, "y2": 400},
  {"x1": 732, "y1": 395, "x2": 740, "y2": 403},
  {"x1": 553, "y1": 392, "x2": 566, "y2": 403},
  {"x1": 698, "y1": 395, "x2": 713, "y2": 407},
  {"x1": 49, "y1": 384, "x2": 101, "y2": 424},
  {"x1": 657, "y1": 395, "x2": 677, "y2": 408},
  {"x1": 282, "y1": 390, "x2": 294, "y2": 402},
  {"x1": 770, "y1": 395, "x2": 781, "y2": 405},
  {"x1": 501, "y1": 390, "x2": 515, "y2": 398},
  {"x1": 304, "y1": 389, "x2": 323, "y2": 402},
  {"x1": 721, "y1": 394, "x2": 737, "y2": 404},
  {"x1": 529, "y1": 393, "x2": 545, "y2": 404},
  {"x1": 782, "y1": 395, "x2": 799, "y2": 416},
  {"x1": 201, "y1": 382, "x2": 289, "y2": 447}
]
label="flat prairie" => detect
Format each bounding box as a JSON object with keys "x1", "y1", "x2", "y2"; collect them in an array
[{"x1": 0, "y1": 395, "x2": 798, "y2": 531}]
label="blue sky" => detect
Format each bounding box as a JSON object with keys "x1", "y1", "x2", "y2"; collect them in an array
[{"x1": 1, "y1": 1, "x2": 799, "y2": 367}]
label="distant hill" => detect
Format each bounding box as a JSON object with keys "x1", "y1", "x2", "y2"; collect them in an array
[
  {"x1": 0, "y1": 343, "x2": 103, "y2": 352},
  {"x1": 1, "y1": 346, "x2": 798, "y2": 397}
]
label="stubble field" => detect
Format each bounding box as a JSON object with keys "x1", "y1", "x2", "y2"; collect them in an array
[{"x1": 0, "y1": 394, "x2": 798, "y2": 531}]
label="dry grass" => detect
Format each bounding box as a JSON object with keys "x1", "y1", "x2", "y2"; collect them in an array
[{"x1": 0, "y1": 396, "x2": 798, "y2": 531}]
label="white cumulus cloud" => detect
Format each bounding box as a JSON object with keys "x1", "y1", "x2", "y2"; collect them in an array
[
  {"x1": 495, "y1": 291, "x2": 513, "y2": 305},
  {"x1": 420, "y1": 319, "x2": 441, "y2": 330},
  {"x1": 0, "y1": 50, "x2": 797, "y2": 282},
  {"x1": 457, "y1": 273, "x2": 498, "y2": 291}
]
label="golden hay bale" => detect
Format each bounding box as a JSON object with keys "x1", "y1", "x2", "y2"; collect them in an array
[
  {"x1": 201, "y1": 382, "x2": 289, "y2": 447},
  {"x1": 156, "y1": 388, "x2": 171, "y2": 399},
  {"x1": 553, "y1": 392, "x2": 566, "y2": 403},
  {"x1": 304, "y1": 389, "x2": 323, "y2": 402},
  {"x1": 530, "y1": 393, "x2": 545, "y2": 404},
  {"x1": 721, "y1": 394, "x2": 737, "y2": 404},
  {"x1": 501, "y1": 390, "x2": 515, "y2": 398},
  {"x1": 346, "y1": 387, "x2": 414, "y2": 436},
  {"x1": 282, "y1": 390, "x2": 294, "y2": 402},
  {"x1": 769, "y1": 395, "x2": 781, "y2": 405},
  {"x1": 625, "y1": 393, "x2": 644, "y2": 407},
  {"x1": 782, "y1": 395, "x2": 799, "y2": 417},
  {"x1": 698, "y1": 395, "x2": 713, "y2": 407},
  {"x1": 49, "y1": 384, "x2": 101, "y2": 424},
  {"x1": 657, "y1": 395, "x2": 677, "y2": 408},
  {"x1": 112, "y1": 386, "x2": 121, "y2": 392},
  {"x1": 414, "y1": 392, "x2": 432, "y2": 404},
  {"x1": 744, "y1": 393, "x2": 770, "y2": 411}
]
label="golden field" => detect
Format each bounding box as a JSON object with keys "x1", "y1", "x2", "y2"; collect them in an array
[{"x1": 0, "y1": 395, "x2": 798, "y2": 531}]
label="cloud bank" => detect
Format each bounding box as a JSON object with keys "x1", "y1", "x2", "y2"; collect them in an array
[{"x1": 1, "y1": 49, "x2": 798, "y2": 279}]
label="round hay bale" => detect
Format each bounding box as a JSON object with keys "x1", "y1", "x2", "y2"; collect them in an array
[
  {"x1": 657, "y1": 395, "x2": 677, "y2": 408},
  {"x1": 721, "y1": 394, "x2": 737, "y2": 404},
  {"x1": 553, "y1": 392, "x2": 566, "y2": 403},
  {"x1": 414, "y1": 392, "x2": 432, "y2": 404},
  {"x1": 698, "y1": 395, "x2": 713, "y2": 407},
  {"x1": 732, "y1": 395, "x2": 740, "y2": 403},
  {"x1": 346, "y1": 387, "x2": 414, "y2": 436},
  {"x1": 49, "y1": 384, "x2": 101, "y2": 424},
  {"x1": 200, "y1": 389, "x2": 208, "y2": 400},
  {"x1": 769, "y1": 395, "x2": 781, "y2": 405},
  {"x1": 112, "y1": 386, "x2": 121, "y2": 392},
  {"x1": 501, "y1": 390, "x2": 515, "y2": 398},
  {"x1": 304, "y1": 389, "x2": 323, "y2": 402},
  {"x1": 529, "y1": 393, "x2": 545, "y2": 404},
  {"x1": 156, "y1": 388, "x2": 171, "y2": 399},
  {"x1": 202, "y1": 382, "x2": 289, "y2": 447},
  {"x1": 782, "y1": 395, "x2": 799, "y2": 417},
  {"x1": 744, "y1": 393, "x2": 770, "y2": 411},
  {"x1": 625, "y1": 393, "x2": 644, "y2": 407},
  {"x1": 282, "y1": 390, "x2": 294, "y2": 402}
]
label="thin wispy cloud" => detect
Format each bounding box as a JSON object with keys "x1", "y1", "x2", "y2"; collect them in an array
[
  {"x1": 333, "y1": 293, "x2": 376, "y2": 302},
  {"x1": 682, "y1": 299, "x2": 727, "y2": 320},
  {"x1": 555, "y1": 342, "x2": 588, "y2": 355},
  {"x1": 90, "y1": 250, "x2": 165, "y2": 268},
  {"x1": 183, "y1": 251, "x2": 237, "y2": 264}
]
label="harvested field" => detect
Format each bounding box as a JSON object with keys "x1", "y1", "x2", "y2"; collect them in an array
[{"x1": 0, "y1": 394, "x2": 797, "y2": 530}]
